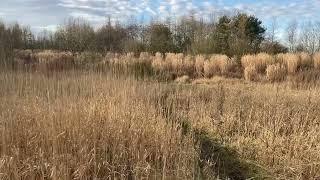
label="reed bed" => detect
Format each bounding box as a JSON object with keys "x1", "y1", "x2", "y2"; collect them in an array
[
  {"x1": 1, "y1": 69, "x2": 319, "y2": 179},
  {"x1": 0, "y1": 71, "x2": 198, "y2": 179},
  {"x1": 241, "y1": 53, "x2": 275, "y2": 73},
  {"x1": 313, "y1": 52, "x2": 320, "y2": 69},
  {"x1": 266, "y1": 63, "x2": 287, "y2": 82},
  {"x1": 11, "y1": 50, "x2": 320, "y2": 85}
]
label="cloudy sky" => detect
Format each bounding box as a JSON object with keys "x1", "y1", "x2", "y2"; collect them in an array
[{"x1": 0, "y1": 0, "x2": 319, "y2": 34}]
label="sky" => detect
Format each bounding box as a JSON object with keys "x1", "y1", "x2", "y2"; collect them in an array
[{"x1": 1, "y1": 0, "x2": 320, "y2": 38}]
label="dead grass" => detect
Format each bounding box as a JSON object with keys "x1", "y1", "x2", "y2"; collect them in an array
[
  {"x1": 0, "y1": 71, "x2": 197, "y2": 179},
  {"x1": 244, "y1": 65, "x2": 257, "y2": 81},
  {"x1": 278, "y1": 53, "x2": 300, "y2": 74},
  {"x1": 195, "y1": 55, "x2": 205, "y2": 77},
  {"x1": 266, "y1": 63, "x2": 287, "y2": 82},
  {"x1": 299, "y1": 52, "x2": 312, "y2": 68},
  {"x1": 204, "y1": 55, "x2": 232, "y2": 77},
  {"x1": 1, "y1": 69, "x2": 320, "y2": 179},
  {"x1": 313, "y1": 52, "x2": 320, "y2": 69},
  {"x1": 11, "y1": 50, "x2": 320, "y2": 85},
  {"x1": 241, "y1": 53, "x2": 275, "y2": 73}
]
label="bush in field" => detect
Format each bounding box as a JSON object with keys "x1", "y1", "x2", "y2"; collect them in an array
[{"x1": 266, "y1": 63, "x2": 287, "y2": 82}]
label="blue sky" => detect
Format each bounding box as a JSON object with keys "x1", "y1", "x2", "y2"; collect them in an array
[{"x1": 0, "y1": 0, "x2": 320, "y2": 36}]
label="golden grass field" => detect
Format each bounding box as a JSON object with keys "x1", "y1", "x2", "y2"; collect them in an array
[{"x1": 1, "y1": 51, "x2": 320, "y2": 179}]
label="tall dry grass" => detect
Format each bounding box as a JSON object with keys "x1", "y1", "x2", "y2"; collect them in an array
[
  {"x1": 266, "y1": 63, "x2": 287, "y2": 82},
  {"x1": 195, "y1": 55, "x2": 205, "y2": 77},
  {"x1": 203, "y1": 55, "x2": 233, "y2": 77},
  {"x1": 244, "y1": 65, "x2": 257, "y2": 81},
  {"x1": 1, "y1": 68, "x2": 320, "y2": 179},
  {"x1": 277, "y1": 53, "x2": 300, "y2": 74},
  {"x1": 11, "y1": 50, "x2": 320, "y2": 85},
  {"x1": 313, "y1": 52, "x2": 320, "y2": 69},
  {"x1": 0, "y1": 71, "x2": 198, "y2": 179},
  {"x1": 151, "y1": 52, "x2": 167, "y2": 71},
  {"x1": 241, "y1": 53, "x2": 275, "y2": 73},
  {"x1": 299, "y1": 52, "x2": 312, "y2": 68}
]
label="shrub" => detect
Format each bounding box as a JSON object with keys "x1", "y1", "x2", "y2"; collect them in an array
[{"x1": 266, "y1": 63, "x2": 287, "y2": 82}]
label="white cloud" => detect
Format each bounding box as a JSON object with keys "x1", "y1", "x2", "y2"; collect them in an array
[
  {"x1": 54, "y1": 0, "x2": 320, "y2": 26},
  {"x1": 1, "y1": 0, "x2": 320, "y2": 33}
]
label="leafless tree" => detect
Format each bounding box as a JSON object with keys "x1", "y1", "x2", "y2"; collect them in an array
[
  {"x1": 286, "y1": 20, "x2": 298, "y2": 52},
  {"x1": 300, "y1": 21, "x2": 319, "y2": 53}
]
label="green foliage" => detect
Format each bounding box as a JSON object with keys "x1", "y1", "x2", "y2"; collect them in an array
[{"x1": 210, "y1": 13, "x2": 266, "y2": 56}]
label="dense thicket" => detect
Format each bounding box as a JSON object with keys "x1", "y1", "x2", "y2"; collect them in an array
[{"x1": 0, "y1": 21, "x2": 33, "y2": 66}]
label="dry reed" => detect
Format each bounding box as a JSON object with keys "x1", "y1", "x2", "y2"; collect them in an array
[
  {"x1": 313, "y1": 52, "x2": 320, "y2": 69},
  {"x1": 1, "y1": 68, "x2": 320, "y2": 179},
  {"x1": 266, "y1": 63, "x2": 287, "y2": 82},
  {"x1": 244, "y1": 65, "x2": 257, "y2": 81}
]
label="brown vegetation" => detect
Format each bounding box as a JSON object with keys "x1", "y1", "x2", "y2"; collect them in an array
[
  {"x1": 1, "y1": 69, "x2": 319, "y2": 179},
  {"x1": 10, "y1": 50, "x2": 320, "y2": 87},
  {"x1": 266, "y1": 63, "x2": 287, "y2": 82}
]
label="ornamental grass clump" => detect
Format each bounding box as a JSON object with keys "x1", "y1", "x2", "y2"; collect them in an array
[{"x1": 266, "y1": 63, "x2": 287, "y2": 82}]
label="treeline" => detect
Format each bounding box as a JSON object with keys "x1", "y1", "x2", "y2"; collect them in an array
[
  {"x1": 2, "y1": 13, "x2": 320, "y2": 58},
  {"x1": 0, "y1": 21, "x2": 33, "y2": 66}
]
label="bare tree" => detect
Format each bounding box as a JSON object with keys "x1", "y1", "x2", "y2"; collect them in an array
[
  {"x1": 269, "y1": 17, "x2": 278, "y2": 43},
  {"x1": 300, "y1": 21, "x2": 319, "y2": 53},
  {"x1": 286, "y1": 20, "x2": 298, "y2": 52}
]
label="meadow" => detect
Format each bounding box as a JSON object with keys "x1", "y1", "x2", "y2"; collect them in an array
[{"x1": 1, "y1": 51, "x2": 320, "y2": 179}]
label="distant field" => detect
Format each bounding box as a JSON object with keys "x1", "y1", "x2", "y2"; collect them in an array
[{"x1": 1, "y1": 59, "x2": 320, "y2": 179}]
